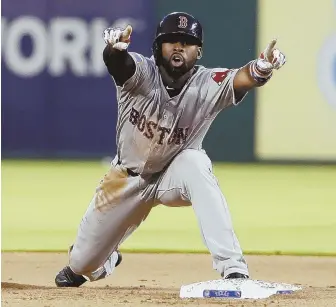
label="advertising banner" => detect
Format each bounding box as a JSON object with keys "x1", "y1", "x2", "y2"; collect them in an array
[{"x1": 2, "y1": 0, "x2": 155, "y2": 158}]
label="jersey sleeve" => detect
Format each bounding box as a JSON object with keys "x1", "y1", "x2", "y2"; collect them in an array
[
  {"x1": 119, "y1": 52, "x2": 156, "y2": 94},
  {"x1": 206, "y1": 68, "x2": 248, "y2": 115}
]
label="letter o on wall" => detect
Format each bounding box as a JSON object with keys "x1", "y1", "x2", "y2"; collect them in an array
[{"x1": 5, "y1": 16, "x2": 48, "y2": 77}]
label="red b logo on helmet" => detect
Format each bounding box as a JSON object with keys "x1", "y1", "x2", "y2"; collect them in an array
[{"x1": 178, "y1": 16, "x2": 188, "y2": 28}]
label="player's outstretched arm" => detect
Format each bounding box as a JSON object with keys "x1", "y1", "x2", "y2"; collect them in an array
[
  {"x1": 233, "y1": 39, "x2": 286, "y2": 94},
  {"x1": 102, "y1": 25, "x2": 136, "y2": 86}
]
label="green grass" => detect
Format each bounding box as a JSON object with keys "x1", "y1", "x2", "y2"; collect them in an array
[{"x1": 2, "y1": 160, "x2": 336, "y2": 255}]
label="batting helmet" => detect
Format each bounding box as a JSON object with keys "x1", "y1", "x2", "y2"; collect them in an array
[{"x1": 152, "y1": 12, "x2": 204, "y2": 64}]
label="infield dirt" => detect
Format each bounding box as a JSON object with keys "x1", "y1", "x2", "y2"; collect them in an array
[{"x1": 2, "y1": 253, "x2": 336, "y2": 306}]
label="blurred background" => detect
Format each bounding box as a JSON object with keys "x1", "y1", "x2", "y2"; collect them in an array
[{"x1": 2, "y1": 0, "x2": 336, "y2": 254}]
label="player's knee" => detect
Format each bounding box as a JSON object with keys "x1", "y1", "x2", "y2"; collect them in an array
[
  {"x1": 69, "y1": 246, "x2": 100, "y2": 276},
  {"x1": 158, "y1": 149, "x2": 215, "y2": 205},
  {"x1": 173, "y1": 149, "x2": 211, "y2": 175}
]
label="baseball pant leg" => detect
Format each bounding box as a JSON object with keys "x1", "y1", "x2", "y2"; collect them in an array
[
  {"x1": 155, "y1": 149, "x2": 249, "y2": 278},
  {"x1": 68, "y1": 163, "x2": 154, "y2": 281}
]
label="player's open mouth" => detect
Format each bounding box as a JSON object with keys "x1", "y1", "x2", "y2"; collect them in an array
[{"x1": 171, "y1": 53, "x2": 184, "y2": 67}]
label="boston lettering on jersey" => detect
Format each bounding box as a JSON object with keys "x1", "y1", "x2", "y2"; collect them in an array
[{"x1": 129, "y1": 107, "x2": 189, "y2": 145}]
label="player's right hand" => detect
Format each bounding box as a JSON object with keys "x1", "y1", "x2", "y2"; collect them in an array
[{"x1": 103, "y1": 25, "x2": 132, "y2": 51}]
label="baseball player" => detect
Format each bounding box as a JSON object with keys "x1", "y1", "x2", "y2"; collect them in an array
[{"x1": 55, "y1": 12, "x2": 286, "y2": 287}]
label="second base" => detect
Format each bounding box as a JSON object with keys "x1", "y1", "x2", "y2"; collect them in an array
[{"x1": 180, "y1": 278, "x2": 302, "y2": 299}]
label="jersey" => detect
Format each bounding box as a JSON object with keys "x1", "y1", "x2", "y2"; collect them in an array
[{"x1": 114, "y1": 52, "x2": 247, "y2": 175}]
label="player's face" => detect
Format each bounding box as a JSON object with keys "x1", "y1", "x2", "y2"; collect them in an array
[{"x1": 160, "y1": 34, "x2": 201, "y2": 78}]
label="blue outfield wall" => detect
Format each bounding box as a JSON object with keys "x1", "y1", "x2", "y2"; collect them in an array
[{"x1": 1, "y1": 0, "x2": 156, "y2": 159}]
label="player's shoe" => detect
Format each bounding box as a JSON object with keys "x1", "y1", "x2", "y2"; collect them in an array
[
  {"x1": 224, "y1": 272, "x2": 249, "y2": 279},
  {"x1": 55, "y1": 265, "x2": 87, "y2": 287},
  {"x1": 55, "y1": 250, "x2": 123, "y2": 287}
]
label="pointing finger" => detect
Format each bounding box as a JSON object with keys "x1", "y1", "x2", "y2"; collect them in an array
[
  {"x1": 264, "y1": 38, "x2": 277, "y2": 61},
  {"x1": 268, "y1": 38, "x2": 277, "y2": 50},
  {"x1": 121, "y1": 25, "x2": 132, "y2": 41}
]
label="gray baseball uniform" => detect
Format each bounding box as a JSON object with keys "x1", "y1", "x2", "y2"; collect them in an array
[{"x1": 69, "y1": 52, "x2": 249, "y2": 281}]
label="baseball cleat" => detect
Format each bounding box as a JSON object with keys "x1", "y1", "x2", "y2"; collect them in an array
[
  {"x1": 55, "y1": 265, "x2": 87, "y2": 287},
  {"x1": 55, "y1": 250, "x2": 122, "y2": 287},
  {"x1": 225, "y1": 272, "x2": 249, "y2": 279}
]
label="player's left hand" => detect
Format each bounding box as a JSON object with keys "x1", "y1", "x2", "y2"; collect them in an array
[{"x1": 259, "y1": 39, "x2": 286, "y2": 70}]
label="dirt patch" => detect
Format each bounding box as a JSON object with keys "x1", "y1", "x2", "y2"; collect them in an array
[{"x1": 2, "y1": 253, "x2": 336, "y2": 306}]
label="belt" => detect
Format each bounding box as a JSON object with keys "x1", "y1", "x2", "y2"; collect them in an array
[{"x1": 117, "y1": 159, "x2": 139, "y2": 177}]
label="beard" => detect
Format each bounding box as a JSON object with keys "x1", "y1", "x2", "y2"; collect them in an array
[{"x1": 160, "y1": 54, "x2": 197, "y2": 79}]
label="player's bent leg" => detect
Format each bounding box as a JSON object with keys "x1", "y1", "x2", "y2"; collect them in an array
[
  {"x1": 55, "y1": 164, "x2": 154, "y2": 287},
  {"x1": 69, "y1": 196, "x2": 152, "y2": 280},
  {"x1": 156, "y1": 149, "x2": 249, "y2": 278},
  {"x1": 68, "y1": 206, "x2": 126, "y2": 280}
]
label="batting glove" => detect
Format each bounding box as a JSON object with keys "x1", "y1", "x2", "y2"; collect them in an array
[
  {"x1": 103, "y1": 25, "x2": 132, "y2": 51},
  {"x1": 250, "y1": 39, "x2": 286, "y2": 84}
]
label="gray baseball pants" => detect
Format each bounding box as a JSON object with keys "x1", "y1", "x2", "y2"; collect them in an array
[{"x1": 68, "y1": 149, "x2": 248, "y2": 280}]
